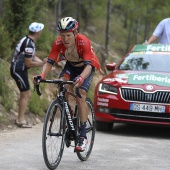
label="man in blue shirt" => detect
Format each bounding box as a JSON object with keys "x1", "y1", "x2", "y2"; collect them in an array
[{"x1": 145, "y1": 18, "x2": 170, "y2": 44}]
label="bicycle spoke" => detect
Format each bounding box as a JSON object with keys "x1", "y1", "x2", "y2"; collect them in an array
[
  {"x1": 42, "y1": 100, "x2": 65, "y2": 170},
  {"x1": 77, "y1": 98, "x2": 95, "y2": 161}
]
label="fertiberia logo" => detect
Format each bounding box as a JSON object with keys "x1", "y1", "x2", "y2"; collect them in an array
[{"x1": 128, "y1": 73, "x2": 170, "y2": 87}]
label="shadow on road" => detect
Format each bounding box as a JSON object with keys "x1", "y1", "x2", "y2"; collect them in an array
[{"x1": 106, "y1": 123, "x2": 170, "y2": 139}]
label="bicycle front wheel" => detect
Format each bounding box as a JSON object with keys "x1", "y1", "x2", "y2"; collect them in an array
[
  {"x1": 77, "y1": 98, "x2": 96, "y2": 161},
  {"x1": 42, "y1": 100, "x2": 66, "y2": 170}
]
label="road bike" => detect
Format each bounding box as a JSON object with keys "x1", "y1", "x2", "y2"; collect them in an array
[{"x1": 34, "y1": 78, "x2": 95, "y2": 170}]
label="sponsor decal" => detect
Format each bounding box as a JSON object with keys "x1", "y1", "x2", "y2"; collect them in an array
[
  {"x1": 132, "y1": 51, "x2": 145, "y2": 55},
  {"x1": 64, "y1": 102, "x2": 75, "y2": 130},
  {"x1": 133, "y1": 44, "x2": 170, "y2": 52},
  {"x1": 152, "y1": 51, "x2": 170, "y2": 55},
  {"x1": 147, "y1": 45, "x2": 170, "y2": 52},
  {"x1": 97, "y1": 97, "x2": 109, "y2": 106},
  {"x1": 116, "y1": 74, "x2": 129, "y2": 79},
  {"x1": 78, "y1": 40, "x2": 85, "y2": 45},
  {"x1": 56, "y1": 39, "x2": 62, "y2": 45},
  {"x1": 146, "y1": 51, "x2": 153, "y2": 54},
  {"x1": 98, "y1": 97, "x2": 109, "y2": 102},
  {"x1": 103, "y1": 78, "x2": 127, "y2": 83},
  {"x1": 128, "y1": 73, "x2": 170, "y2": 87},
  {"x1": 103, "y1": 78, "x2": 115, "y2": 82},
  {"x1": 25, "y1": 47, "x2": 33, "y2": 54}
]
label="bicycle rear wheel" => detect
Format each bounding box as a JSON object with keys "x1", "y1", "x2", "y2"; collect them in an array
[
  {"x1": 76, "y1": 98, "x2": 95, "y2": 161},
  {"x1": 42, "y1": 100, "x2": 66, "y2": 170}
]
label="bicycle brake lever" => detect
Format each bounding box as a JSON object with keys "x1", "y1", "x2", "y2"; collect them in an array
[
  {"x1": 33, "y1": 77, "x2": 42, "y2": 96},
  {"x1": 35, "y1": 84, "x2": 42, "y2": 96}
]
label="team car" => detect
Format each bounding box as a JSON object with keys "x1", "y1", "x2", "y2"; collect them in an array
[{"x1": 94, "y1": 44, "x2": 170, "y2": 131}]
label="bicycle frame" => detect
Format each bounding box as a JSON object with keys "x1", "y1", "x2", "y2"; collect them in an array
[
  {"x1": 34, "y1": 77, "x2": 96, "y2": 169},
  {"x1": 34, "y1": 78, "x2": 80, "y2": 145},
  {"x1": 57, "y1": 82, "x2": 78, "y2": 141}
]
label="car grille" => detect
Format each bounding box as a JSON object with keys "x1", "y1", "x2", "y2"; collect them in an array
[{"x1": 120, "y1": 88, "x2": 170, "y2": 104}]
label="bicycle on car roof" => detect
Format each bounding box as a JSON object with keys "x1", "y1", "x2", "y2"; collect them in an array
[{"x1": 34, "y1": 77, "x2": 95, "y2": 170}]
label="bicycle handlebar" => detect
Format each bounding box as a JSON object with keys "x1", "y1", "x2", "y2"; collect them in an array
[{"x1": 33, "y1": 77, "x2": 82, "y2": 98}]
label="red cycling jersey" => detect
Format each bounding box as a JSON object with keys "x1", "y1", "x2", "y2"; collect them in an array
[{"x1": 47, "y1": 33, "x2": 100, "y2": 70}]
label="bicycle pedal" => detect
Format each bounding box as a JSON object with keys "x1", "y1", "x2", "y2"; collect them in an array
[{"x1": 74, "y1": 148, "x2": 84, "y2": 153}]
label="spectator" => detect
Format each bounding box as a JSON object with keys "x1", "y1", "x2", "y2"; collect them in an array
[
  {"x1": 144, "y1": 18, "x2": 170, "y2": 44},
  {"x1": 10, "y1": 22, "x2": 46, "y2": 128}
]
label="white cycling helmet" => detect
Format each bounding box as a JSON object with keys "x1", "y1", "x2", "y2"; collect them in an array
[{"x1": 57, "y1": 17, "x2": 78, "y2": 32}]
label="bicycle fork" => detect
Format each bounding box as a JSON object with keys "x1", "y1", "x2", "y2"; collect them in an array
[{"x1": 47, "y1": 104, "x2": 63, "y2": 137}]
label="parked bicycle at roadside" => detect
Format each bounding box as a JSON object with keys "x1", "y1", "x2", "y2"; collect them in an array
[{"x1": 34, "y1": 77, "x2": 95, "y2": 170}]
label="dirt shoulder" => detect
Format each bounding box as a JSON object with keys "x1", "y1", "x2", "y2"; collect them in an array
[{"x1": 0, "y1": 108, "x2": 44, "y2": 132}]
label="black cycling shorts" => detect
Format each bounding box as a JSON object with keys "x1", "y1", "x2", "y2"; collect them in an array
[
  {"x1": 10, "y1": 67, "x2": 30, "y2": 92},
  {"x1": 59, "y1": 61, "x2": 95, "y2": 92}
]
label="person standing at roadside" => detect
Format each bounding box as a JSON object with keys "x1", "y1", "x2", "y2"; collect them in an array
[
  {"x1": 144, "y1": 18, "x2": 170, "y2": 44},
  {"x1": 10, "y1": 22, "x2": 46, "y2": 128}
]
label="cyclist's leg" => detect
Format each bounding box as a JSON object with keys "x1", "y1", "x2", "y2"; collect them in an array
[
  {"x1": 76, "y1": 97, "x2": 95, "y2": 160},
  {"x1": 77, "y1": 66, "x2": 95, "y2": 137},
  {"x1": 76, "y1": 89, "x2": 88, "y2": 137},
  {"x1": 75, "y1": 67, "x2": 95, "y2": 151},
  {"x1": 75, "y1": 89, "x2": 88, "y2": 151}
]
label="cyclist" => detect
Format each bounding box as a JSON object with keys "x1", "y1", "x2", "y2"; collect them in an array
[
  {"x1": 10, "y1": 22, "x2": 46, "y2": 128},
  {"x1": 37, "y1": 17, "x2": 100, "y2": 151}
]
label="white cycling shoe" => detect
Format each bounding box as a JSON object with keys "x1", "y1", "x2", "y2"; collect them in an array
[{"x1": 75, "y1": 137, "x2": 88, "y2": 152}]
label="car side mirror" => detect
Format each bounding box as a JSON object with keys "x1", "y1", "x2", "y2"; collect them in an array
[{"x1": 106, "y1": 62, "x2": 116, "y2": 71}]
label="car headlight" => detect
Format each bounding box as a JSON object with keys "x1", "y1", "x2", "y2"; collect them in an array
[{"x1": 98, "y1": 83, "x2": 118, "y2": 94}]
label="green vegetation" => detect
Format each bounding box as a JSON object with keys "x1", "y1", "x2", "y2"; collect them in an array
[
  {"x1": 28, "y1": 91, "x2": 49, "y2": 116},
  {"x1": 3, "y1": 0, "x2": 47, "y2": 49},
  {"x1": 0, "y1": 20, "x2": 12, "y2": 61},
  {"x1": 0, "y1": 113, "x2": 7, "y2": 123},
  {"x1": 0, "y1": 62, "x2": 14, "y2": 111},
  {"x1": 28, "y1": 68, "x2": 51, "y2": 116}
]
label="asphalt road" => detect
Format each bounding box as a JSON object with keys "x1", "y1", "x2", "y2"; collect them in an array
[{"x1": 0, "y1": 123, "x2": 170, "y2": 170}]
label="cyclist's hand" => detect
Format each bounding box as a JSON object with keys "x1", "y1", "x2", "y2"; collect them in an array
[
  {"x1": 73, "y1": 75, "x2": 84, "y2": 87},
  {"x1": 143, "y1": 40, "x2": 148, "y2": 44},
  {"x1": 34, "y1": 73, "x2": 45, "y2": 84}
]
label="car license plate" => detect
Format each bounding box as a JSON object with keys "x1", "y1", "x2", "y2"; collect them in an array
[{"x1": 130, "y1": 103, "x2": 165, "y2": 113}]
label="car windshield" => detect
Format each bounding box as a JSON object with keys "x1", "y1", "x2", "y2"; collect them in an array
[{"x1": 119, "y1": 52, "x2": 170, "y2": 72}]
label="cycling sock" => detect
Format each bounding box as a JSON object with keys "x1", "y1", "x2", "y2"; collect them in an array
[{"x1": 80, "y1": 122, "x2": 87, "y2": 139}]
